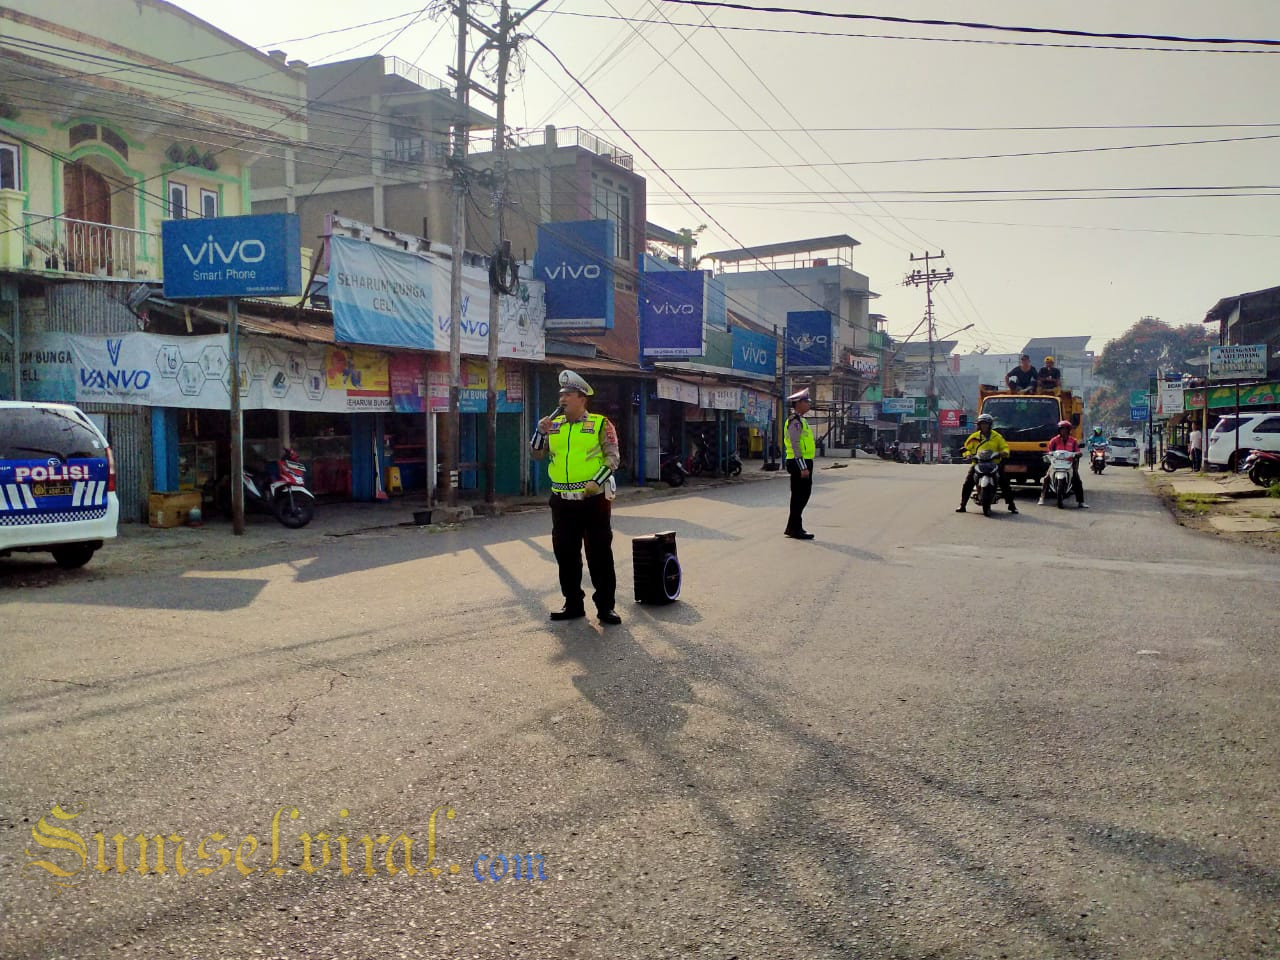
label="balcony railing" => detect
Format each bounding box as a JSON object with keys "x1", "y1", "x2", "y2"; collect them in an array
[
  {"x1": 383, "y1": 57, "x2": 449, "y2": 93},
  {"x1": 517, "y1": 126, "x2": 634, "y2": 170},
  {"x1": 17, "y1": 213, "x2": 159, "y2": 279}
]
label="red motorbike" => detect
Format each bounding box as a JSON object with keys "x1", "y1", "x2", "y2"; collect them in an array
[
  {"x1": 242, "y1": 448, "x2": 315, "y2": 528},
  {"x1": 1240, "y1": 448, "x2": 1280, "y2": 488}
]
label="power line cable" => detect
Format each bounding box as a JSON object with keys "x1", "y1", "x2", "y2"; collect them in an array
[{"x1": 658, "y1": 0, "x2": 1280, "y2": 47}]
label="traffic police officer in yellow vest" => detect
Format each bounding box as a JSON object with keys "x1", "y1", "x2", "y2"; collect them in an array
[
  {"x1": 784, "y1": 387, "x2": 816, "y2": 539},
  {"x1": 531, "y1": 371, "x2": 623, "y2": 625}
]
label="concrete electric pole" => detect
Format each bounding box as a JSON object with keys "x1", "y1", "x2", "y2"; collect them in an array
[{"x1": 904, "y1": 251, "x2": 954, "y2": 464}]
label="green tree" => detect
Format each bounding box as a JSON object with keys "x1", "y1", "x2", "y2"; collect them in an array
[{"x1": 1095, "y1": 317, "x2": 1212, "y2": 388}]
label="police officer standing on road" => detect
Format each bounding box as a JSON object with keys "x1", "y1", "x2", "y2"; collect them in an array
[
  {"x1": 530, "y1": 371, "x2": 623, "y2": 625},
  {"x1": 783, "y1": 388, "x2": 817, "y2": 539}
]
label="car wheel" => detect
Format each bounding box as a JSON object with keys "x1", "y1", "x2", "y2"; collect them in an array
[{"x1": 51, "y1": 543, "x2": 96, "y2": 569}]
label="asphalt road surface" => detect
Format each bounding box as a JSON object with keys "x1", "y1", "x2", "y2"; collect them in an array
[{"x1": 3, "y1": 461, "x2": 1277, "y2": 959}]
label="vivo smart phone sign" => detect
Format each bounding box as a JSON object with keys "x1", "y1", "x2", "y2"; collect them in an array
[
  {"x1": 785, "y1": 310, "x2": 834, "y2": 372},
  {"x1": 731, "y1": 326, "x2": 776, "y2": 377},
  {"x1": 640, "y1": 268, "x2": 705, "y2": 358},
  {"x1": 162, "y1": 213, "x2": 302, "y2": 299},
  {"x1": 534, "y1": 220, "x2": 614, "y2": 332}
]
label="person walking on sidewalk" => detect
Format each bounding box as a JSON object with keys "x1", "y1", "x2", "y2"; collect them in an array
[
  {"x1": 530, "y1": 370, "x2": 622, "y2": 625},
  {"x1": 783, "y1": 388, "x2": 817, "y2": 539}
]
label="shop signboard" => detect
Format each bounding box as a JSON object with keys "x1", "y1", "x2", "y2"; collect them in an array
[
  {"x1": 328, "y1": 235, "x2": 545, "y2": 360},
  {"x1": 422, "y1": 356, "x2": 523, "y2": 414},
  {"x1": 731, "y1": 326, "x2": 776, "y2": 377},
  {"x1": 847, "y1": 353, "x2": 880, "y2": 379},
  {"x1": 784, "y1": 310, "x2": 833, "y2": 372},
  {"x1": 0, "y1": 332, "x2": 78, "y2": 401},
  {"x1": 1209, "y1": 343, "x2": 1267, "y2": 380},
  {"x1": 534, "y1": 220, "x2": 615, "y2": 332},
  {"x1": 938, "y1": 409, "x2": 962, "y2": 429},
  {"x1": 700, "y1": 385, "x2": 742, "y2": 410},
  {"x1": 1184, "y1": 380, "x2": 1280, "y2": 411},
  {"x1": 64, "y1": 333, "x2": 392, "y2": 411},
  {"x1": 162, "y1": 213, "x2": 301, "y2": 299},
  {"x1": 639, "y1": 268, "x2": 705, "y2": 358},
  {"x1": 657, "y1": 378, "x2": 700, "y2": 405},
  {"x1": 739, "y1": 389, "x2": 774, "y2": 427},
  {"x1": 1157, "y1": 380, "x2": 1185, "y2": 416},
  {"x1": 881, "y1": 396, "x2": 916, "y2": 415}
]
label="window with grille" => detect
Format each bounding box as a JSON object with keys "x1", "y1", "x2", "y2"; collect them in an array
[
  {"x1": 0, "y1": 142, "x2": 18, "y2": 190},
  {"x1": 169, "y1": 181, "x2": 188, "y2": 219},
  {"x1": 200, "y1": 188, "x2": 218, "y2": 219}
]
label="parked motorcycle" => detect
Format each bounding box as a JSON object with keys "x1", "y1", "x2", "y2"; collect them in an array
[
  {"x1": 1045, "y1": 450, "x2": 1078, "y2": 509},
  {"x1": 1159, "y1": 443, "x2": 1193, "y2": 472},
  {"x1": 1090, "y1": 446, "x2": 1108, "y2": 475},
  {"x1": 969, "y1": 449, "x2": 1003, "y2": 517},
  {"x1": 243, "y1": 448, "x2": 315, "y2": 528},
  {"x1": 659, "y1": 448, "x2": 688, "y2": 487},
  {"x1": 1240, "y1": 448, "x2": 1280, "y2": 488},
  {"x1": 724, "y1": 447, "x2": 743, "y2": 477}
]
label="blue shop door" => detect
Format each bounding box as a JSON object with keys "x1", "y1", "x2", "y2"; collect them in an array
[{"x1": 460, "y1": 414, "x2": 478, "y2": 491}]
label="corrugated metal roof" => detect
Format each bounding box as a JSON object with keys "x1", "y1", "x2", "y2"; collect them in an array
[{"x1": 705, "y1": 235, "x2": 860, "y2": 262}]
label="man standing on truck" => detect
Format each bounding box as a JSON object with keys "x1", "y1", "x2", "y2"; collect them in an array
[
  {"x1": 957, "y1": 413, "x2": 1018, "y2": 514},
  {"x1": 1005, "y1": 355, "x2": 1038, "y2": 393}
]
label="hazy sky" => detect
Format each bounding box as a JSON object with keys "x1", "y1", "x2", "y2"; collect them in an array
[{"x1": 172, "y1": 0, "x2": 1280, "y2": 354}]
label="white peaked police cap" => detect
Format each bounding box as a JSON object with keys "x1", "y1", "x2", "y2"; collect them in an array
[
  {"x1": 787, "y1": 388, "x2": 811, "y2": 404},
  {"x1": 558, "y1": 370, "x2": 594, "y2": 396}
]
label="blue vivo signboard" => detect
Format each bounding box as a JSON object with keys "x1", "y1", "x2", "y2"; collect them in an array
[
  {"x1": 162, "y1": 213, "x2": 301, "y2": 299},
  {"x1": 731, "y1": 326, "x2": 776, "y2": 377},
  {"x1": 534, "y1": 220, "x2": 614, "y2": 331},
  {"x1": 785, "y1": 310, "x2": 833, "y2": 372},
  {"x1": 640, "y1": 269, "x2": 705, "y2": 358}
]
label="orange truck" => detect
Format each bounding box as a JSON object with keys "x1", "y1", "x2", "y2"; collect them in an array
[{"x1": 977, "y1": 385, "x2": 1083, "y2": 485}]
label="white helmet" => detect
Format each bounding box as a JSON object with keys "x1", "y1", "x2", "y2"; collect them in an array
[
  {"x1": 558, "y1": 370, "x2": 593, "y2": 397},
  {"x1": 977, "y1": 413, "x2": 994, "y2": 426}
]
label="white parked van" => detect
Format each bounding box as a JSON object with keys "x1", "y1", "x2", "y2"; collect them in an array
[{"x1": 0, "y1": 401, "x2": 119, "y2": 568}]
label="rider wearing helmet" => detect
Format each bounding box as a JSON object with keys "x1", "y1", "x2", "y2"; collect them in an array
[
  {"x1": 1038, "y1": 419, "x2": 1087, "y2": 508},
  {"x1": 1037, "y1": 355, "x2": 1062, "y2": 393},
  {"x1": 957, "y1": 412, "x2": 1018, "y2": 513},
  {"x1": 1085, "y1": 425, "x2": 1108, "y2": 451}
]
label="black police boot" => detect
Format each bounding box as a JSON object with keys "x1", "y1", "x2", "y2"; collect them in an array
[
  {"x1": 549, "y1": 604, "x2": 586, "y2": 621},
  {"x1": 597, "y1": 609, "x2": 622, "y2": 626}
]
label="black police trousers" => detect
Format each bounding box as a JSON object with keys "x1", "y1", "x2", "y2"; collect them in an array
[
  {"x1": 549, "y1": 492, "x2": 615, "y2": 612},
  {"x1": 786, "y1": 459, "x2": 812, "y2": 533}
]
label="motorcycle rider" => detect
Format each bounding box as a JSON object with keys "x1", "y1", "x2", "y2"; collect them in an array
[
  {"x1": 957, "y1": 413, "x2": 1018, "y2": 514},
  {"x1": 1038, "y1": 420, "x2": 1087, "y2": 508}
]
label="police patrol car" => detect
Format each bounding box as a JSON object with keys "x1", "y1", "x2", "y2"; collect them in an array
[{"x1": 0, "y1": 401, "x2": 119, "y2": 568}]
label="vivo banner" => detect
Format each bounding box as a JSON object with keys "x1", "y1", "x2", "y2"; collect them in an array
[
  {"x1": 329, "y1": 235, "x2": 545, "y2": 360},
  {"x1": 162, "y1": 213, "x2": 302, "y2": 299},
  {"x1": 640, "y1": 269, "x2": 705, "y2": 358},
  {"x1": 785, "y1": 310, "x2": 833, "y2": 372},
  {"x1": 731, "y1": 326, "x2": 776, "y2": 377},
  {"x1": 535, "y1": 220, "x2": 615, "y2": 332}
]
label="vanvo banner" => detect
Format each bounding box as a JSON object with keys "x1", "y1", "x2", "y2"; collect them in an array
[
  {"x1": 329, "y1": 235, "x2": 545, "y2": 360},
  {"x1": 63, "y1": 333, "x2": 392, "y2": 411}
]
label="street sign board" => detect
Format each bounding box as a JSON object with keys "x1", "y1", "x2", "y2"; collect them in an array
[
  {"x1": 881, "y1": 396, "x2": 916, "y2": 415},
  {"x1": 1130, "y1": 405, "x2": 1149, "y2": 422},
  {"x1": 1209, "y1": 344, "x2": 1267, "y2": 380},
  {"x1": 162, "y1": 213, "x2": 301, "y2": 299}
]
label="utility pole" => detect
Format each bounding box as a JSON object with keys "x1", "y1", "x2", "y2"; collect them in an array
[
  {"x1": 445, "y1": 0, "x2": 469, "y2": 508},
  {"x1": 447, "y1": 0, "x2": 548, "y2": 504},
  {"x1": 904, "y1": 251, "x2": 953, "y2": 464}
]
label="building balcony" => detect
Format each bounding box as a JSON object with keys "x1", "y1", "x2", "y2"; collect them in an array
[{"x1": 1, "y1": 205, "x2": 159, "y2": 280}]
